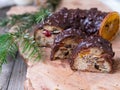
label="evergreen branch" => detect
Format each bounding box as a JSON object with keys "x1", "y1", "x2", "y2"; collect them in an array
[
  {"x1": 0, "y1": 33, "x2": 17, "y2": 68},
  {"x1": 0, "y1": 0, "x2": 62, "y2": 70},
  {"x1": 0, "y1": 8, "x2": 50, "y2": 66},
  {"x1": 35, "y1": 8, "x2": 51, "y2": 23},
  {"x1": 0, "y1": 8, "x2": 51, "y2": 28},
  {"x1": 0, "y1": 18, "x2": 9, "y2": 27},
  {"x1": 0, "y1": 8, "x2": 53, "y2": 69},
  {"x1": 0, "y1": 0, "x2": 61, "y2": 27},
  {"x1": 21, "y1": 34, "x2": 41, "y2": 60}
]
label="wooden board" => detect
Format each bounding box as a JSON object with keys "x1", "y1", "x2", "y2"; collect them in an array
[
  {"x1": 22, "y1": 0, "x2": 120, "y2": 90},
  {"x1": 0, "y1": 56, "x2": 15, "y2": 90},
  {"x1": 7, "y1": 54, "x2": 27, "y2": 90}
]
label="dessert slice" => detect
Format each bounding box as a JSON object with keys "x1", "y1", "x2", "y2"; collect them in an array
[
  {"x1": 51, "y1": 28, "x2": 86, "y2": 60},
  {"x1": 70, "y1": 35, "x2": 114, "y2": 73}
]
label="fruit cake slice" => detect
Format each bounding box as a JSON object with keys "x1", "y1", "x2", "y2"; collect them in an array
[
  {"x1": 50, "y1": 28, "x2": 86, "y2": 60},
  {"x1": 70, "y1": 35, "x2": 114, "y2": 73}
]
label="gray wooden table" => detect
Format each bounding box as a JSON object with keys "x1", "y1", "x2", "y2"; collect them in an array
[{"x1": 0, "y1": 7, "x2": 27, "y2": 90}]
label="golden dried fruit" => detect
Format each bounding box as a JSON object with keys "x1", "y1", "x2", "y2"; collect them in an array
[{"x1": 99, "y1": 12, "x2": 120, "y2": 41}]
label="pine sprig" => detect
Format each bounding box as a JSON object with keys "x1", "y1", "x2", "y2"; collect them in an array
[
  {"x1": 0, "y1": 8, "x2": 51, "y2": 27},
  {"x1": 0, "y1": 18, "x2": 9, "y2": 27},
  {"x1": 0, "y1": 33, "x2": 17, "y2": 68},
  {"x1": 0, "y1": 0, "x2": 62, "y2": 70},
  {"x1": 35, "y1": 8, "x2": 51, "y2": 23},
  {"x1": 0, "y1": 8, "x2": 51, "y2": 69},
  {"x1": 21, "y1": 33, "x2": 42, "y2": 61}
]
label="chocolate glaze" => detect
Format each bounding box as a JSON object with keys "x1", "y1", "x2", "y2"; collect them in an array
[
  {"x1": 81, "y1": 8, "x2": 108, "y2": 35},
  {"x1": 54, "y1": 28, "x2": 86, "y2": 44},
  {"x1": 50, "y1": 28, "x2": 86, "y2": 60},
  {"x1": 71, "y1": 35, "x2": 114, "y2": 60},
  {"x1": 36, "y1": 8, "x2": 108, "y2": 36},
  {"x1": 38, "y1": 8, "x2": 70, "y2": 29}
]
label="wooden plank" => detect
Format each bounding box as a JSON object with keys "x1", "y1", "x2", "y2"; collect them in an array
[
  {"x1": 0, "y1": 8, "x2": 16, "y2": 90},
  {"x1": 0, "y1": 57, "x2": 15, "y2": 90},
  {"x1": 7, "y1": 54, "x2": 27, "y2": 90}
]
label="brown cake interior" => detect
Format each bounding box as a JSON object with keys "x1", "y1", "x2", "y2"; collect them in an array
[
  {"x1": 52, "y1": 37, "x2": 79, "y2": 60},
  {"x1": 70, "y1": 35, "x2": 114, "y2": 73},
  {"x1": 72, "y1": 47, "x2": 112, "y2": 72}
]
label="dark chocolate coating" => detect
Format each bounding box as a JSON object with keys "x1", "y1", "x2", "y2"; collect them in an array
[
  {"x1": 71, "y1": 35, "x2": 114, "y2": 60},
  {"x1": 37, "y1": 8, "x2": 70, "y2": 29},
  {"x1": 81, "y1": 8, "x2": 108, "y2": 35},
  {"x1": 50, "y1": 28, "x2": 86, "y2": 60},
  {"x1": 54, "y1": 28, "x2": 86, "y2": 44},
  {"x1": 36, "y1": 8, "x2": 108, "y2": 36}
]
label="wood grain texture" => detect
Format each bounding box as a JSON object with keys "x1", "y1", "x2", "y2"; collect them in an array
[
  {"x1": 0, "y1": 57, "x2": 15, "y2": 90},
  {"x1": 7, "y1": 55, "x2": 27, "y2": 90},
  {"x1": 22, "y1": 0, "x2": 120, "y2": 90}
]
